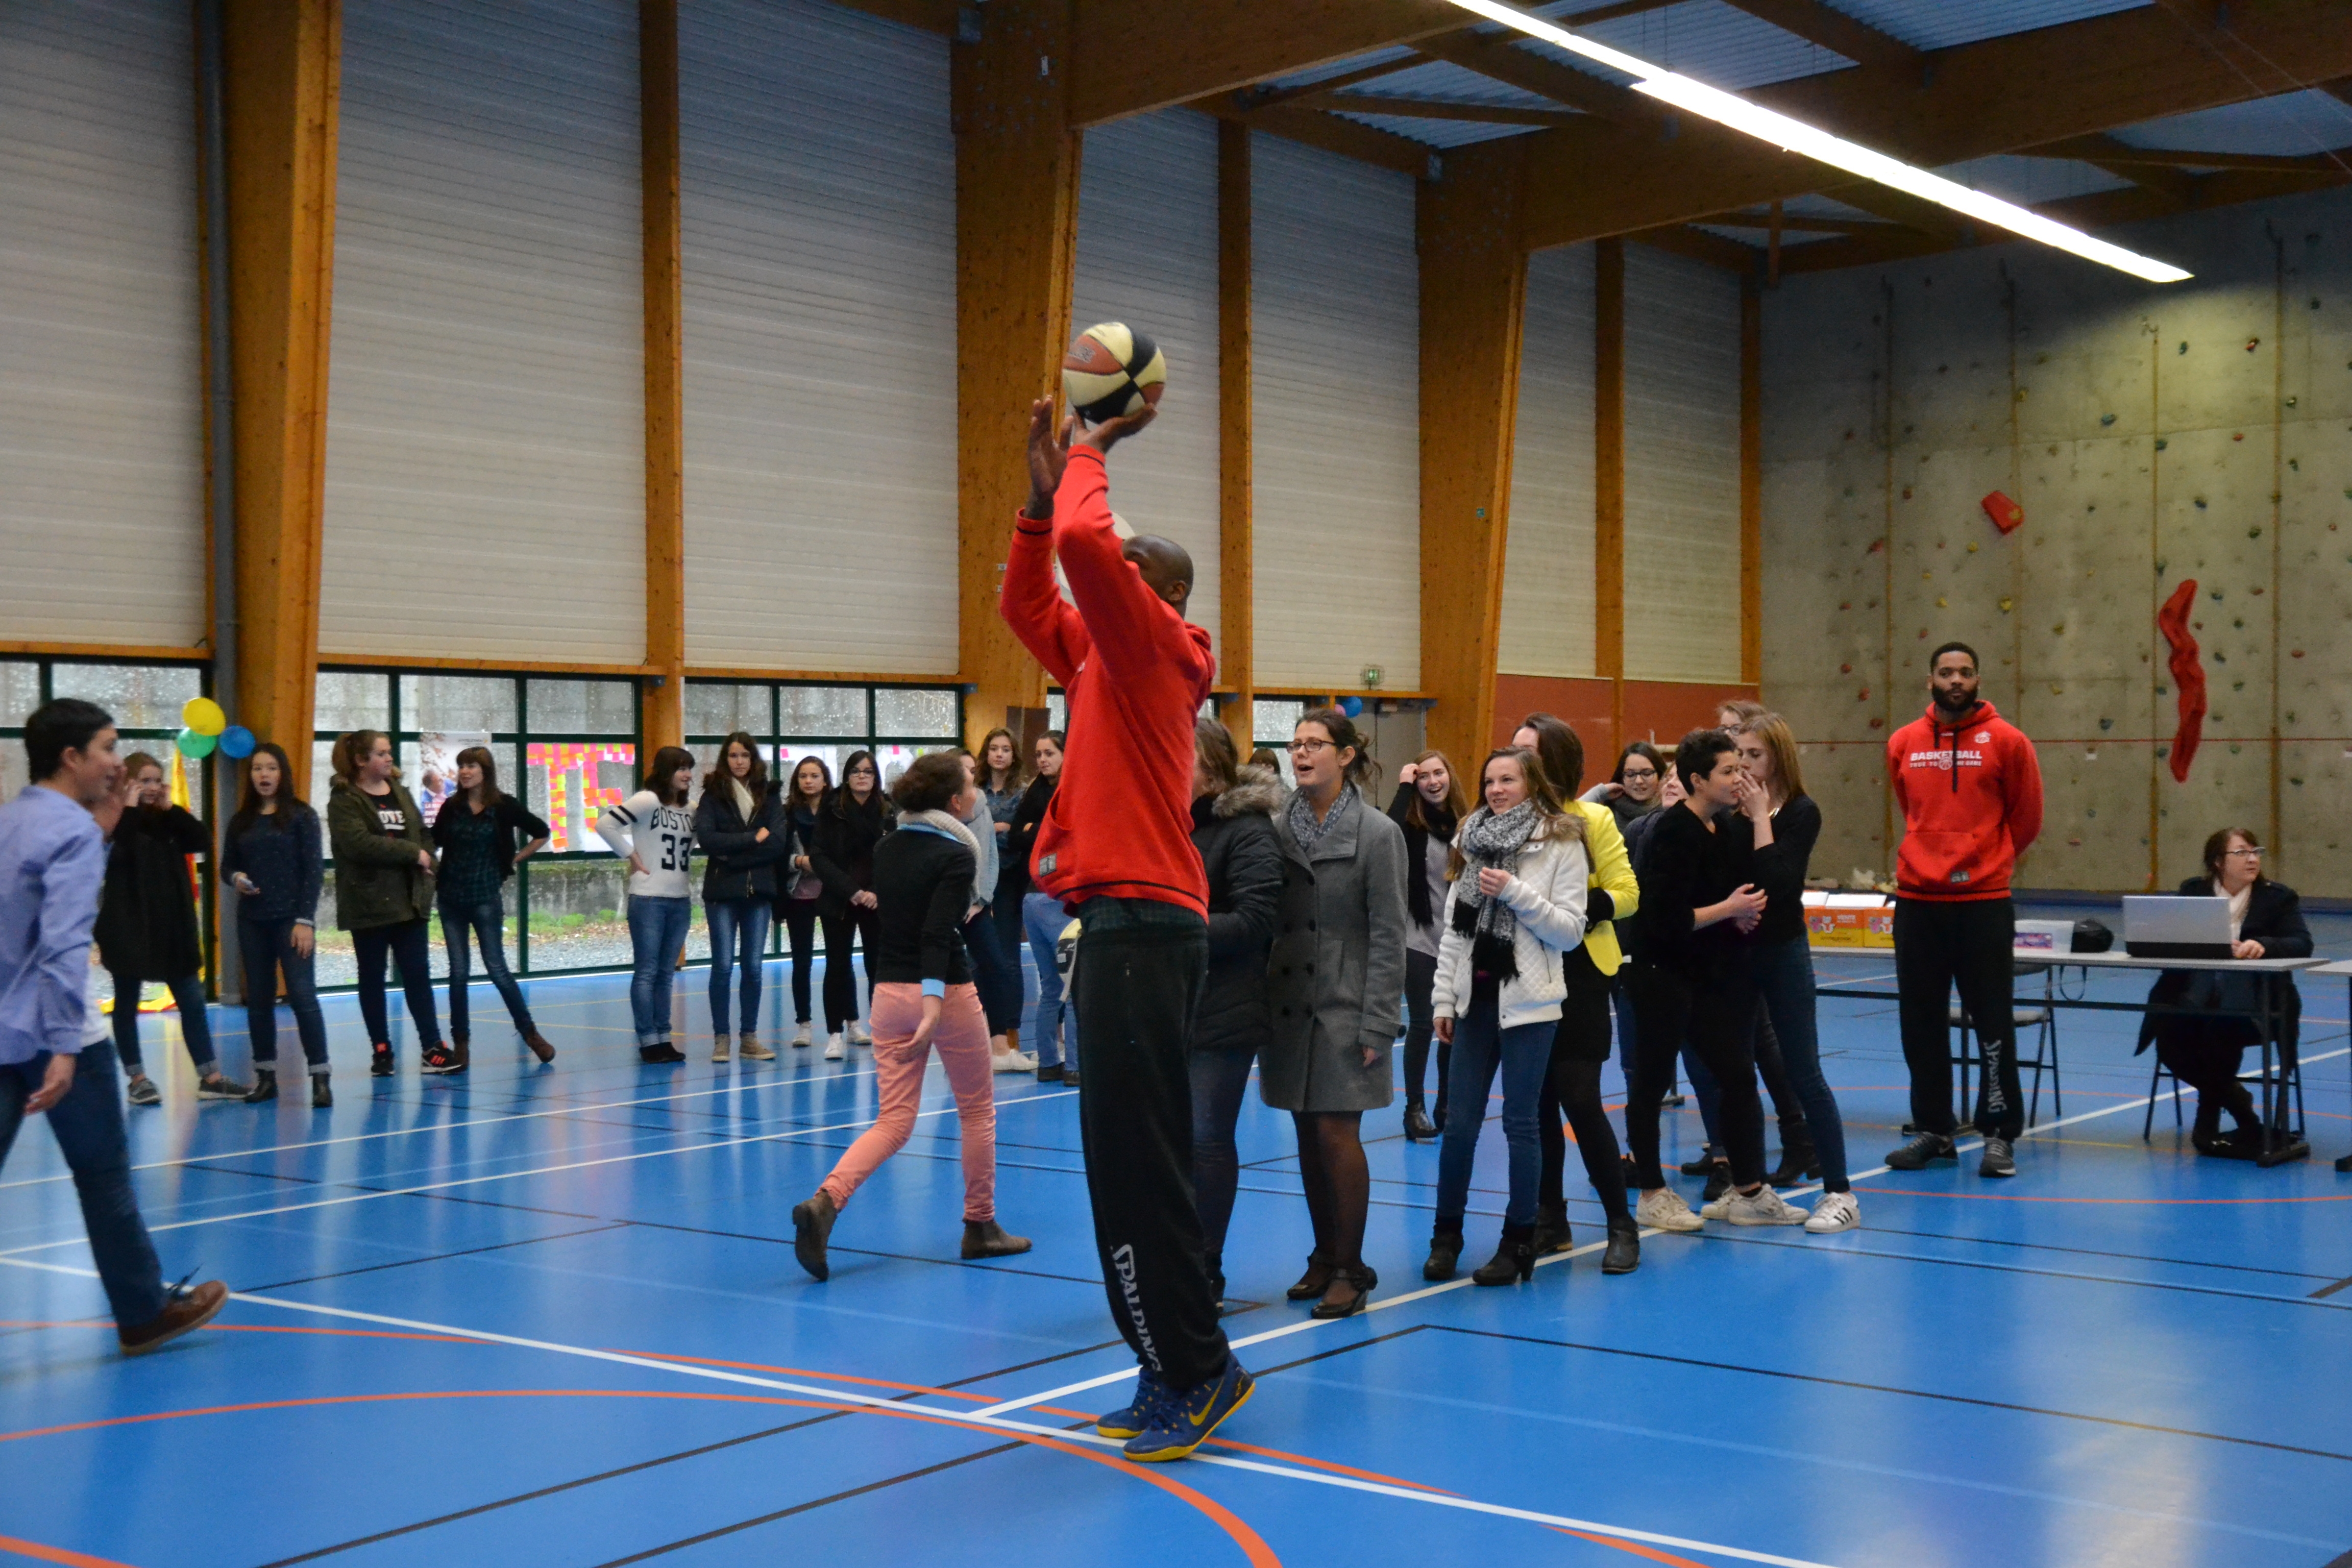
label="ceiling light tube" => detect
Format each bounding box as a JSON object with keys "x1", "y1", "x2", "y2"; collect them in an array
[{"x1": 1435, "y1": 0, "x2": 2193, "y2": 283}]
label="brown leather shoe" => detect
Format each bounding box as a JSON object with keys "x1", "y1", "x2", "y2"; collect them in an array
[
  {"x1": 961, "y1": 1219, "x2": 1032, "y2": 1259},
  {"x1": 118, "y1": 1279, "x2": 228, "y2": 1357},
  {"x1": 523, "y1": 1030, "x2": 556, "y2": 1063},
  {"x1": 792, "y1": 1190, "x2": 838, "y2": 1281}
]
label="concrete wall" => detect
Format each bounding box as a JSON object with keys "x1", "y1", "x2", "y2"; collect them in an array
[{"x1": 1761, "y1": 189, "x2": 2352, "y2": 896}]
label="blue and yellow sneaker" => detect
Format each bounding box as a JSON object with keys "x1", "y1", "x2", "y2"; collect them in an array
[
  {"x1": 1094, "y1": 1367, "x2": 1166, "y2": 1440},
  {"x1": 1121, "y1": 1357, "x2": 1254, "y2": 1462}
]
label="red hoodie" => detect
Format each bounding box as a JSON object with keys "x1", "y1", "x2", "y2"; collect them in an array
[
  {"x1": 1000, "y1": 445, "x2": 1214, "y2": 918},
  {"x1": 1885, "y1": 698, "x2": 2044, "y2": 901}
]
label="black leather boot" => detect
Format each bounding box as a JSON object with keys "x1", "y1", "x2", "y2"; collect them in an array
[
  {"x1": 1472, "y1": 1224, "x2": 1537, "y2": 1286},
  {"x1": 1765, "y1": 1125, "x2": 1821, "y2": 1187},
  {"x1": 1531, "y1": 1203, "x2": 1573, "y2": 1256},
  {"x1": 1403, "y1": 1101, "x2": 1437, "y2": 1142},
  {"x1": 1424, "y1": 1222, "x2": 1465, "y2": 1281},
  {"x1": 1600, "y1": 1217, "x2": 1640, "y2": 1275}
]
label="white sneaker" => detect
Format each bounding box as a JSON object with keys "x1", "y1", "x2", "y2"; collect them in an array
[
  {"x1": 1634, "y1": 1188, "x2": 1705, "y2": 1233},
  {"x1": 992, "y1": 1049, "x2": 1038, "y2": 1074},
  {"x1": 792, "y1": 1022, "x2": 813, "y2": 1048},
  {"x1": 1723, "y1": 1185, "x2": 1811, "y2": 1227},
  {"x1": 823, "y1": 1033, "x2": 846, "y2": 1061},
  {"x1": 848, "y1": 1021, "x2": 871, "y2": 1046},
  {"x1": 712, "y1": 1037, "x2": 731, "y2": 1063},
  {"x1": 1804, "y1": 1190, "x2": 1860, "y2": 1234}
]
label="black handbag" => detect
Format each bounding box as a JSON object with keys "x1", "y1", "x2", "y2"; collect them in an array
[{"x1": 2071, "y1": 917, "x2": 2114, "y2": 953}]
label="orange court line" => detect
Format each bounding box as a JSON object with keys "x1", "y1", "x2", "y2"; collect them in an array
[
  {"x1": 1851, "y1": 1185, "x2": 2352, "y2": 1205},
  {"x1": 0, "y1": 1533, "x2": 140, "y2": 1568},
  {"x1": 1553, "y1": 1525, "x2": 1718, "y2": 1567}
]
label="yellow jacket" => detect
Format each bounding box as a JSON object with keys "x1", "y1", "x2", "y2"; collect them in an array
[{"x1": 1574, "y1": 800, "x2": 1638, "y2": 975}]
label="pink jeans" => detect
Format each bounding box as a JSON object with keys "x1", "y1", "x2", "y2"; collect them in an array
[{"x1": 819, "y1": 982, "x2": 998, "y2": 1221}]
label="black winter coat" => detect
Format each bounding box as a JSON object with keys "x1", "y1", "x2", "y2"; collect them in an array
[
  {"x1": 1002, "y1": 773, "x2": 1055, "y2": 901},
  {"x1": 96, "y1": 804, "x2": 209, "y2": 981},
  {"x1": 694, "y1": 784, "x2": 790, "y2": 904},
  {"x1": 1189, "y1": 768, "x2": 1286, "y2": 1056},
  {"x1": 809, "y1": 791, "x2": 892, "y2": 919},
  {"x1": 2136, "y1": 876, "x2": 2310, "y2": 1057}
]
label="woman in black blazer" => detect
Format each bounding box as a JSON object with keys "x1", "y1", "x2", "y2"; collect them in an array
[
  {"x1": 2137, "y1": 826, "x2": 2311, "y2": 1157},
  {"x1": 695, "y1": 731, "x2": 790, "y2": 1062}
]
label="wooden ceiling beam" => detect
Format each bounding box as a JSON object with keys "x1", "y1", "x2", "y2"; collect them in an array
[
  {"x1": 1069, "y1": 0, "x2": 1470, "y2": 126},
  {"x1": 1322, "y1": 93, "x2": 1583, "y2": 128},
  {"x1": 1630, "y1": 223, "x2": 1765, "y2": 272},
  {"x1": 1193, "y1": 97, "x2": 1438, "y2": 180},
  {"x1": 1713, "y1": 0, "x2": 1915, "y2": 70},
  {"x1": 2031, "y1": 134, "x2": 2352, "y2": 174}
]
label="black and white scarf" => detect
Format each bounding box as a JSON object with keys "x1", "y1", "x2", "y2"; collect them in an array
[
  {"x1": 1286, "y1": 781, "x2": 1358, "y2": 855},
  {"x1": 1450, "y1": 801, "x2": 1539, "y2": 950}
]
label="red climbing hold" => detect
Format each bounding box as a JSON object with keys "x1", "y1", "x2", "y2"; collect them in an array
[
  {"x1": 2157, "y1": 578, "x2": 2208, "y2": 785},
  {"x1": 1981, "y1": 490, "x2": 2024, "y2": 533}
]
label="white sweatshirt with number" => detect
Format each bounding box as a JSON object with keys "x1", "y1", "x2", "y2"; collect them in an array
[{"x1": 597, "y1": 791, "x2": 695, "y2": 899}]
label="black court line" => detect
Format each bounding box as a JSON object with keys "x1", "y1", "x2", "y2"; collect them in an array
[
  {"x1": 1428, "y1": 1325, "x2": 2352, "y2": 1463},
  {"x1": 1695, "y1": 1228, "x2": 2352, "y2": 1312},
  {"x1": 2314, "y1": 1276, "x2": 2352, "y2": 1300},
  {"x1": 235, "y1": 1223, "x2": 632, "y2": 1294}
]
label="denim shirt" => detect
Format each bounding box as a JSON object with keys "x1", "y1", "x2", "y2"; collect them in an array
[{"x1": 0, "y1": 786, "x2": 108, "y2": 1064}]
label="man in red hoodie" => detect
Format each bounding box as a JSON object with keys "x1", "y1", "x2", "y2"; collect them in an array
[
  {"x1": 999, "y1": 396, "x2": 1251, "y2": 1462},
  {"x1": 1883, "y1": 641, "x2": 2045, "y2": 1178}
]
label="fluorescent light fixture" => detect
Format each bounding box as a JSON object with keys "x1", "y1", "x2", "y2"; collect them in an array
[{"x1": 1435, "y1": 0, "x2": 2194, "y2": 283}]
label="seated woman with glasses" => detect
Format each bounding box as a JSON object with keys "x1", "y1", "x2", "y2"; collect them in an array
[{"x1": 2134, "y1": 826, "x2": 2311, "y2": 1159}]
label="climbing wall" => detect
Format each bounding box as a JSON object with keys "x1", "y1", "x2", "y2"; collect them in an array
[{"x1": 1762, "y1": 187, "x2": 2352, "y2": 897}]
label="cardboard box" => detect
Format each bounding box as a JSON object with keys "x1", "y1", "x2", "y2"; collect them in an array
[
  {"x1": 1804, "y1": 891, "x2": 1895, "y2": 949},
  {"x1": 2014, "y1": 919, "x2": 2076, "y2": 953}
]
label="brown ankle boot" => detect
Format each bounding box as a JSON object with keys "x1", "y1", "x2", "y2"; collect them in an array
[{"x1": 961, "y1": 1219, "x2": 1032, "y2": 1259}]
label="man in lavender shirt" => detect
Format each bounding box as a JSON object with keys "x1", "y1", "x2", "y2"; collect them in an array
[{"x1": 1, "y1": 698, "x2": 226, "y2": 1355}]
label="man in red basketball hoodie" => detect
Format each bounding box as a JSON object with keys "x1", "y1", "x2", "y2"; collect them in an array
[
  {"x1": 1883, "y1": 641, "x2": 2045, "y2": 1178},
  {"x1": 998, "y1": 396, "x2": 1252, "y2": 1462}
]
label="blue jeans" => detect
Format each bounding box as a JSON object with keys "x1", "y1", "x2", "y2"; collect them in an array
[
  {"x1": 1752, "y1": 935, "x2": 1849, "y2": 1191},
  {"x1": 0, "y1": 1041, "x2": 167, "y2": 1328},
  {"x1": 1022, "y1": 891, "x2": 1071, "y2": 1069},
  {"x1": 628, "y1": 895, "x2": 693, "y2": 1045},
  {"x1": 1435, "y1": 991, "x2": 1554, "y2": 1229},
  {"x1": 239, "y1": 917, "x2": 328, "y2": 1071},
  {"x1": 108, "y1": 971, "x2": 214, "y2": 1075},
  {"x1": 963, "y1": 905, "x2": 1021, "y2": 1036},
  {"x1": 441, "y1": 894, "x2": 533, "y2": 1040},
  {"x1": 705, "y1": 898, "x2": 771, "y2": 1037},
  {"x1": 1189, "y1": 1046, "x2": 1257, "y2": 1266}
]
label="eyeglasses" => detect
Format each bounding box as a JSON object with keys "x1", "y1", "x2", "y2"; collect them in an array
[
  {"x1": 2224, "y1": 846, "x2": 2263, "y2": 859},
  {"x1": 1620, "y1": 767, "x2": 1658, "y2": 782},
  {"x1": 1288, "y1": 739, "x2": 1335, "y2": 756}
]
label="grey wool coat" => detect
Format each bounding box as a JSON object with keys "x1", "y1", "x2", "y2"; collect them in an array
[{"x1": 1262, "y1": 787, "x2": 1410, "y2": 1113}]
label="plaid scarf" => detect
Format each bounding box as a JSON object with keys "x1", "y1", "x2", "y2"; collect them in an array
[{"x1": 1451, "y1": 801, "x2": 1540, "y2": 949}]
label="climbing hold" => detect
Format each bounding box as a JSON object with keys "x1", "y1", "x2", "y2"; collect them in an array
[
  {"x1": 2050, "y1": 623, "x2": 2064, "y2": 635},
  {"x1": 2245, "y1": 338, "x2": 2260, "y2": 352},
  {"x1": 2177, "y1": 342, "x2": 2189, "y2": 354},
  {"x1": 2194, "y1": 497, "x2": 2208, "y2": 509},
  {"x1": 1918, "y1": 628, "x2": 1929, "y2": 639},
  {"x1": 1998, "y1": 596, "x2": 2014, "y2": 612},
  {"x1": 2154, "y1": 558, "x2": 2167, "y2": 574},
  {"x1": 2099, "y1": 718, "x2": 2114, "y2": 731},
  {"x1": 2049, "y1": 683, "x2": 2065, "y2": 695},
  {"x1": 1856, "y1": 687, "x2": 1870, "y2": 702},
  {"x1": 1922, "y1": 570, "x2": 1933, "y2": 580},
  {"x1": 2248, "y1": 527, "x2": 2262, "y2": 538},
  {"x1": 1840, "y1": 663, "x2": 1852, "y2": 674},
  {"x1": 1867, "y1": 537, "x2": 1885, "y2": 554},
  {"x1": 1966, "y1": 541, "x2": 1978, "y2": 553},
  {"x1": 2099, "y1": 413, "x2": 2116, "y2": 426},
  {"x1": 1901, "y1": 486, "x2": 1914, "y2": 501},
  {"x1": 1980, "y1": 491, "x2": 2023, "y2": 533},
  {"x1": 2154, "y1": 438, "x2": 2168, "y2": 451},
  {"x1": 2233, "y1": 432, "x2": 2244, "y2": 442},
  {"x1": 2292, "y1": 649, "x2": 2306, "y2": 658},
  {"x1": 2250, "y1": 586, "x2": 2264, "y2": 595},
  {"x1": 1937, "y1": 596, "x2": 1949, "y2": 607},
  {"x1": 2286, "y1": 396, "x2": 2297, "y2": 408},
  {"x1": 1869, "y1": 717, "x2": 1883, "y2": 729},
  {"x1": 2086, "y1": 807, "x2": 2097, "y2": 819}
]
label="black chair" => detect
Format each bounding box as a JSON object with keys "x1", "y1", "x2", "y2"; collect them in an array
[{"x1": 2144, "y1": 1047, "x2": 2305, "y2": 1142}]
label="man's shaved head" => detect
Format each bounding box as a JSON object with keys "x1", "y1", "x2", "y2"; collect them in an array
[{"x1": 1122, "y1": 534, "x2": 1193, "y2": 612}]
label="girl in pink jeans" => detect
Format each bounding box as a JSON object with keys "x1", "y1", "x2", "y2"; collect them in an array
[{"x1": 793, "y1": 752, "x2": 1031, "y2": 1280}]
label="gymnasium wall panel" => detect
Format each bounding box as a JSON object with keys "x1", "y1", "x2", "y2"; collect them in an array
[
  {"x1": 678, "y1": 0, "x2": 958, "y2": 674},
  {"x1": 1072, "y1": 112, "x2": 1221, "y2": 663},
  {"x1": 1499, "y1": 244, "x2": 1598, "y2": 679},
  {"x1": 1622, "y1": 244, "x2": 1742, "y2": 684},
  {"x1": 1251, "y1": 135, "x2": 1420, "y2": 693},
  {"x1": 0, "y1": 0, "x2": 204, "y2": 647},
  {"x1": 322, "y1": 0, "x2": 647, "y2": 664}
]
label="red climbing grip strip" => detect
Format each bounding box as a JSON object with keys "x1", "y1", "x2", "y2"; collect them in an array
[{"x1": 2157, "y1": 577, "x2": 2207, "y2": 783}]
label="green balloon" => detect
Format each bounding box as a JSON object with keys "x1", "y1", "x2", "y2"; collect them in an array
[{"x1": 175, "y1": 727, "x2": 217, "y2": 759}]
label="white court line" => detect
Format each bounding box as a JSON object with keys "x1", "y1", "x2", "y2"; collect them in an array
[
  {"x1": 0, "y1": 1066, "x2": 889, "y2": 1191},
  {"x1": 0, "y1": 1263, "x2": 1840, "y2": 1568},
  {"x1": 979, "y1": 1046, "x2": 2352, "y2": 1420},
  {"x1": 0, "y1": 1089, "x2": 1073, "y2": 1256}
]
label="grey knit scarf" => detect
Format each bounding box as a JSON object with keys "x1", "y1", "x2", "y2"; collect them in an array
[
  {"x1": 1286, "y1": 780, "x2": 1358, "y2": 855},
  {"x1": 1451, "y1": 801, "x2": 1540, "y2": 946}
]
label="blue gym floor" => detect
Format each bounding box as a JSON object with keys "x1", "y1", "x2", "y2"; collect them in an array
[{"x1": 5, "y1": 909, "x2": 2350, "y2": 1568}]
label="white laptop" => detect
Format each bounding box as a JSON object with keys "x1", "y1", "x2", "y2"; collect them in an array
[{"x1": 2122, "y1": 895, "x2": 2234, "y2": 960}]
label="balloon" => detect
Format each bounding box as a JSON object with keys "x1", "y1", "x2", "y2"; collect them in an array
[
  {"x1": 175, "y1": 727, "x2": 217, "y2": 759},
  {"x1": 1339, "y1": 696, "x2": 1364, "y2": 718},
  {"x1": 217, "y1": 725, "x2": 257, "y2": 760},
  {"x1": 181, "y1": 696, "x2": 226, "y2": 737}
]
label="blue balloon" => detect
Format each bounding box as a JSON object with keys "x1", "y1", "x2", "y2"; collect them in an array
[
  {"x1": 1339, "y1": 696, "x2": 1364, "y2": 717},
  {"x1": 217, "y1": 725, "x2": 257, "y2": 760}
]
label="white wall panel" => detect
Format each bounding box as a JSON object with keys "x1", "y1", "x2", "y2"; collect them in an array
[
  {"x1": 1251, "y1": 135, "x2": 1420, "y2": 692},
  {"x1": 1500, "y1": 244, "x2": 1597, "y2": 677},
  {"x1": 0, "y1": 0, "x2": 203, "y2": 646},
  {"x1": 679, "y1": 0, "x2": 957, "y2": 673},
  {"x1": 1623, "y1": 244, "x2": 1742, "y2": 682},
  {"x1": 1072, "y1": 112, "x2": 1221, "y2": 663},
  {"x1": 323, "y1": 0, "x2": 645, "y2": 663}
]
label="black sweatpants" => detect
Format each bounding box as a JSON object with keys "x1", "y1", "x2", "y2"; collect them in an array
[
  {"x1": 1071, "y1": 896, "x2": 1230, "y2": 1393},
  {"x1": 1894, "y1": 896, "x2": 2021, "y2": 1141},
  {"x1": 1624, "y1": 959, "x2": 1765, "y2": 1189},
  {"x1": 1537, "y1": 979, "x2": 1631, "y2": 1221}
]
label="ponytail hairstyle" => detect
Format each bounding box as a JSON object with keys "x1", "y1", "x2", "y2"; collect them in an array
[
  {"x1": 455, "y1": 744, "x2": 505, "y2": 810},
  {"x1": 645, "y1": 745, "x2": 697, "y2": 807},
  {"x1": 330, "y1": 729, "x2": 391, "y2": 787},
  {"x1": 1297, "y1": 706, "x2": 1377, "y2": 792},
  {"x1": 1447, "y1": 746, "x2": 1576, "y2": 882}
]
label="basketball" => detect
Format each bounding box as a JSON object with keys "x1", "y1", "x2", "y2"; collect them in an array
[{"x1": 1061, "y1": 321, "x2": 1166, "y2": 424}]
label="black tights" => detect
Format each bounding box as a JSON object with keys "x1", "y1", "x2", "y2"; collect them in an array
[
  {"x1": 1402, "y1": 949, "x2": 1450, "y2": 1118},
  {"x1": 1536, "y1": 985, "x2": 1632, "y2": 1223},
  {"x1": 1292, "y1": 1111, "x2": 1370, "y2": 1269}
]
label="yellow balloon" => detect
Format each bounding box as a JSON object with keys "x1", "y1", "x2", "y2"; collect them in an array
[{"x1": 182, "y1": 696, "x2": 226, "y2": 737}]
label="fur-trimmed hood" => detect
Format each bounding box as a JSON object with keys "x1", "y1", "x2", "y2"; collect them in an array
[{"x1": 1210, "y1": 765, "x2": 1287, "y2": 821}]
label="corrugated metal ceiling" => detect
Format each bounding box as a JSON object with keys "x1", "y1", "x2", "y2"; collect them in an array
[
  {"x1": 2109, "y1": 89, "x2": 2352, "y2": 157},
  {"x1": 1816, "y1": 0, "x2": 2151, "y2": 53}
]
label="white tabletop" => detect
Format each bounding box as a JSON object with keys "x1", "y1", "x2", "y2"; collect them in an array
[
  {"x1": 2019, "y1": 949, "x2": 2323, "y2": 974},
  {"x1": 2304, "y1": 958, "x2": 2352, "y2": 977}
]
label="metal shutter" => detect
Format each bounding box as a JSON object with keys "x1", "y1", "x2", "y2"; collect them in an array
[
  {"x1": 678, "y1": 0, "x2": 957, "y2": 674},
  {"x1": 1500, "y1": 243, "x2": 1598, "y2": 678},
  {"x1": 321, "y1": 0, "x2": 647, "y2": 663},
  {"x1": 1072, "y1": 111, "x2": 1222, "y2": 663},
  {"x1": 1250, "y1": 134, "x2": 1420, "y2": 693},
  {"x1": 0, "y1": 0, "x2": 203, "y2": 646},
  {"x1": 1623, "y1": 245, "x2": 1742, "y2": 682}
]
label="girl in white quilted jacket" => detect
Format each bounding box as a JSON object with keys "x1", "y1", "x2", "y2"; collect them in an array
[{"x1": 1427, "y1": 747, "x2": 1589, "y2": 1287}]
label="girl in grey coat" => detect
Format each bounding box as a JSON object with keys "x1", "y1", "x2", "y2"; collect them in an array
[{"x1": 1264, "y1": 707, "x2": 1408, "y2": 1319}]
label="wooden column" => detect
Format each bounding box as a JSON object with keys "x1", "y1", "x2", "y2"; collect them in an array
[
  {"x1": 1416, "y1": 139, "x2": 1528, "y2": 770},
  {"x1": 1216, "y1": 119, "x2": 1254, "y2": 750},
  {"x1": 953, "y1": 0, "x2": 1080, "y2": 746},
  {"x1": 220, "y1": 0, "x2": 339, "y2": 797},
  {"x1": 1739, "y1": 273, "x2": 1763, "y2": 689},
  {"x1": 1593, "y1": 236, "x2": 1627, "y2": 760},
  {"x1": 641, "y1": 0, "x2": 687, "y2": 756}
]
